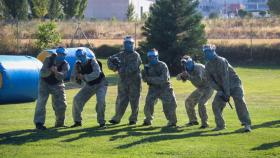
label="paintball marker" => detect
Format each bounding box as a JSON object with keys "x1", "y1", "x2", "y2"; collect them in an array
[
  {"x1": 75, "y1": 61, "x2": 82, "y2": 85},
  {"x1": 111, "y1": 57, "x2": 121, "y2": 70},
  {"x1": 210, "y1": 75, "x2": 233, "y2": 109}
]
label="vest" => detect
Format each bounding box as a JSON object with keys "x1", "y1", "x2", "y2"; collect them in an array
[
  {"x1": 42, "y1": 61, "x2": 66, "y2": 85},
  {"x1": 81, "y1": 59, "x2": 105, "y2": 86}
]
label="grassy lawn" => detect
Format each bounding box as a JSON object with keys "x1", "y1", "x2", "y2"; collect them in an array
[{"x1": 0, "y1": 60, "x2": 280, "y2": 158}]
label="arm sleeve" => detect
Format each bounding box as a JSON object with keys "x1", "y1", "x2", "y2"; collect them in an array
[
  {"x1": 219, "y1": 59, "x2": 230, "y2": 96},
  {"x1": 84, "y1": 60, "x2": 101, "y2": 82},
  {"x1": 205, "y1": 67, "x2": 220, "y2": 91},
  {"x1": 40, "y1": 57, "x2": 52, "y2": 78}
]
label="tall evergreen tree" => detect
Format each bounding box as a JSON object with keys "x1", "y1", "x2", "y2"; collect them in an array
[
  {"x1": 140, "y1": 0, "x2": 206, "y2": 74},
  {"x1": 48, "y1": 0, "x2": 63, "y2": 20},
  {"x1": 76, "y1": 0, "x2": 87, "y2": 19},
  {"x1": 60, "y1": 0, "x2": 80, "y2": 19},
  {"x1": 3, "y1": 0, "x2": 29, "y2": 20},
  {"x1": 268, "y1": 0, "x2": 280, "y2": 16},
  {"x1": 126, "y1": 3, "x2": 135, "y2": 21},
  {"x1": 0, "y1": 0, "x2": 6, "y2": 19},
  {"x1": 30, "y1": 0, "x2": 49, "y2": 19}
]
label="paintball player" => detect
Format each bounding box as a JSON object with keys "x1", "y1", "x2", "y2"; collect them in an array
[
  {"x1": 34, "y1": 47, "x2": 70, "y2": 130},
  {"x1": 176, "y1": 56, "x2": 214, "y2": 129},
  {"x1": 203, "y1": 44, "x2": 252, "y2": 132},
  {"x1": 142, "y1": 49, "x2": 177, "y2": 127},
  {"x1": 70, "y1": 49, "x2": 108, "y2": 128},
  {"x1": 107, "y1": 36, "x2": 142, "y2": 125}
]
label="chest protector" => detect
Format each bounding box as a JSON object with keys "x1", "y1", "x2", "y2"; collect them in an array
[{"x1": 81, "y1": 59, "x2": 105, "y2": 86}]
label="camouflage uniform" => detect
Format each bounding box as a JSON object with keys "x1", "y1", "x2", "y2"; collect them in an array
[
  {"x1": 107, "y1": 51, "x2": 142, "y2": 123},
  {"x1": 71, "y1": 59, "x2": 108, "y2": 125},
  {"x1": 177, "y1": 63, "x2": 213, "y2": 126},
  {"x1": 142, "y1": 61, "x2": 177, "y2": 125},
  {"x1": 205, "y1": 55, "x2": 251, "y2": 128},
  {"x1": 34, "y1": 56, "x2": 70, "y2": 126}
]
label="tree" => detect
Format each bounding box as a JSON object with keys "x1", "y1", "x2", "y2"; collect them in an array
[
  {"x1": 76, "y1": 0, "x2": 87, "y2": 19},
  {"x1": 140, "y1": 0, "x2": 206, "y2": 74},
  {"x1": 30, "y1": 0, "x2": 49, "y2": 19},
  {"x1": 238, "y1": 9, "x2": 248, "y2": 18},
  {"x1": 60, "y1": 0, "x2": 81, "y2": 19},
  {"x1": 48, "y1": 0, "x2": 63, "y2": 20},
  {"x1": 141, "y1": 12, "x2": 149, "y2": 21},
  {"x1": 0, "y1": 0, "x2": 6, "y2": 19},
  {"x1": 208, "y1": 12, "x2": 219, "y2": 19},
  {"x1": 268, "y1": 0, "x2": 280, "y2": 15},
  {"x1": 126, "y1": 3, "x2": 135, "y2": 21},
  {"x1": 3, "y1": 0, "x2": 28, "y2": 20},
  {"x1": 259, "y1": 11, "x2": 266, "y2": 17},
  {"x1": 35, "y1": 22, "x2": 61, "y2": 50}
]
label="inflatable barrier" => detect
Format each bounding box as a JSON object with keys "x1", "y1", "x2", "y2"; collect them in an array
[
  {"x1": 0, "y1": 55, "x2": 43, "y2": 104},
  {"x1": 37, "y1": 47, "x2": 95, "y2": 80}
]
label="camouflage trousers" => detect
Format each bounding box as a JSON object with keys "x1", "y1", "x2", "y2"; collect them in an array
[
  {"x1": 111, "y1": 78, "x2": 141, "y2": 122},
  {"x1": 34, "y1": 80, "x2": 67, "y2": 126},
  {"x1": 144, "y1": 85, "x2": 177, "y2": 125},
  {"x1": 185, "y1": 87, "x2": 213, "y2": 126},
  {"x1": 212, "y1": 86, "x2": 251, "y2": 128},
  {"x1": 72, "y1": 79, "x2": 108, "y2": 124}
]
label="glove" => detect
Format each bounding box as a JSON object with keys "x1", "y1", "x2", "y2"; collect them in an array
[
  {"x1": 176, "y1": 74, "x2": 182, "y2": 80},
  {"x1": 178, "y1": 71, "x2": 189, "y2": 82},
  {"x1": 217, "y1": 91, "x2": 230, "y2": 102}
]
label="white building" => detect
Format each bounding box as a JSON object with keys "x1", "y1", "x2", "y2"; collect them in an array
[{"x1": 84, "y1": 0, "x2": 155, "y2": 20}]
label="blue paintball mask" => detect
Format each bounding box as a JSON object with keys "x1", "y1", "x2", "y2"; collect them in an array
[
  {"x1": 185, "y1": 58, "x2": 194, "y2": 72},
  {"x1": 75, "y1": 49, "x2": 90, "y2": 64},
  {"x1": 123, "y1": 36, "x2": 135, "y2": 52},
  {"x1": 147, "y1": 49, "x2": 159, "y2": 65},
  {"x1": 203, "y1": 44, "x2": 217, "y2": 61},
  {"x1": 55, "y1": 47, "x2": 67, "y2": 62}
]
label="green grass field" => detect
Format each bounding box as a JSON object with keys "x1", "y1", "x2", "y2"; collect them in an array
[{"x1": 0, "y1": 60, "x2": 280, "y2": 158}]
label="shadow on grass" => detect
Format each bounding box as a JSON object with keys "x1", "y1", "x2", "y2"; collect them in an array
[
  {"x1": 114, "y1": 120, "x2": 280, "y2": 149},
  {"x1": 250, "y1": 120, "x2": 280, "y2": 151},
  {"x1": 252, "y1": 140, "x2": 280, "y2": 151},
  {"x1": 0, "y1": 120, "x2": 279, "y2": 148},
  {"x1": 0, "y1": 124, "x2": 161, "y2": 145}
]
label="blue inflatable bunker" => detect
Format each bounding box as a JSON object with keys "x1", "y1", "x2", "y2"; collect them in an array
[
  {"x1": 0, "y1": 55, "x2": 43, "y2": 104},
  {"x1": 37, "y1": 47, "x2": 95, "y2": 80}
]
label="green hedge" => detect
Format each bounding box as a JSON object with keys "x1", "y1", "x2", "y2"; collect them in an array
[{"x1": 216, "y1": 44, "x2": 280, "y2": 65}]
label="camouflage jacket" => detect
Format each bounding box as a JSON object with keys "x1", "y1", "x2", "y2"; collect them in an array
[
  {"x1": 205, "y1": 55, "x2": 241, "y2": 96},
  {"x1": 142, "y1": 61, "x2": 171, "y2": 88},
  {"x1": 178, "y1": 63, "x2": 211, "y2": 89},
  {"x1": 108, "y1": 51, "x2": 142, "y2": 82}
]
